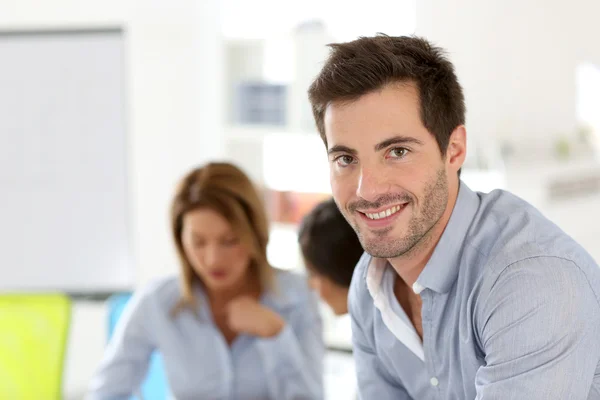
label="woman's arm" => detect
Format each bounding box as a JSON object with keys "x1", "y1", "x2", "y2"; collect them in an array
[
  {"x1": 255, "y1": 291, "x2": 324, "y2": 400},
  {"x1": 87, "y1": 288, "x2": 157, "y2": 400}
]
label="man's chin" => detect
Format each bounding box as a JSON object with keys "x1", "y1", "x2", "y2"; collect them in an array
[
  {"x1": 361, "y1": 240, "x2": 396, "y2": 259},
  {"x1": 361, "y1": 233, "x2": 414, "y2": 259},
  {"x1": 358, "y1": 223, "x2": 401, "y2": 242}
]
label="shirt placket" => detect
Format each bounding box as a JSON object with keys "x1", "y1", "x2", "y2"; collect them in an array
[{"x1": 421, "y1": 291, "x2": 442, "y2": 398}]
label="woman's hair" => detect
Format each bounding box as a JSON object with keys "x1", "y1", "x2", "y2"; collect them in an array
[
  {"x1": 170, "y1": 162, "x2": 273, "y2": 314},
  {"x1": 298, "y1": 198, "x2": 364, "y2": 288}
]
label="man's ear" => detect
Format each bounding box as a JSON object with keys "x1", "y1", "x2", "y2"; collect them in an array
[{"x1": 446, "y1": 125, "x2": 467, "y2": 173}]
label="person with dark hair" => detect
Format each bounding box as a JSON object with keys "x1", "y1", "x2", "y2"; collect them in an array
[
  {"x1": 309, "y1": 35, "x2": 600, "y2": 399},
  {"x1": 298, "y1": 198, "x2": 364, "y2": 315}
]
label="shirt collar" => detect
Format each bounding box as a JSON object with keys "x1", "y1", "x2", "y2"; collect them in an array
[
  {"x1": 416, "y1": 180, "x2": 480, "y2": 294},
  {"x1": 365, "y1": 180, "x2": 480, "y2": 296},
  {"x1": 365, "y1": 257, "x2": 389, "y2": 307}
]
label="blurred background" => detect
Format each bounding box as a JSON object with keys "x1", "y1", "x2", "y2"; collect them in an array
[{"x1": 0, "y1": 0, "x2": 599, "y2": 398}]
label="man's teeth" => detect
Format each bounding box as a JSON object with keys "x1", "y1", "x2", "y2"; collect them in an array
[{"x1": 365, "y1": 205, "x2": 403, "y2": 220}]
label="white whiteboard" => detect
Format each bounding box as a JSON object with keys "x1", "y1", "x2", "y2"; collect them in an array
[{"x1": 0, "y1": 29, "x2": 133, "y2": 293}]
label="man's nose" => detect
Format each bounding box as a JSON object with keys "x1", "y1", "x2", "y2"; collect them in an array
[{"x1": 356, "y1": 166, "x2": 390, "y2": 203}]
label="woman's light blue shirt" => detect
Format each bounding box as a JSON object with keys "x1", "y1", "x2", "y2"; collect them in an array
[{"x1": 89, "y1": 269, "x2": 324, "y2": 400}]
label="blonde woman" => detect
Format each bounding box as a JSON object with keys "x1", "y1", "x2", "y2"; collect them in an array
[{"x1": 89, "y1": 162, "x2": 324, "y2": 400}]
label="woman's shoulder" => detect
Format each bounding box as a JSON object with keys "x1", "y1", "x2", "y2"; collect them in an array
[
  {"x1": 273, "y1": 268, "x2": 309, "y2": 290},
  {"x1": 270, "y1": 268, "x2": 314, "y2": 306},
  {"x1": 131, "y1": 275, "x2": 182, "y2": 311}
]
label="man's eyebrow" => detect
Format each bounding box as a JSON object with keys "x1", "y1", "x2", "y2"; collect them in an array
[
  {"x1": 327, "y1": 145, "x2": 357, "y2": 156},
  {"x1": 374, "y1": 136, "x2": 424, "y2": 152}
]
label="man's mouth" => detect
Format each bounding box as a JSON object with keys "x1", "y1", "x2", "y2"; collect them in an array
[{"x1": 362, "y1": 203, "x2": 406, "y2": 220}]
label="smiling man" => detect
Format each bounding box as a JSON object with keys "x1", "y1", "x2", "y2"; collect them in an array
[{"x1": 308, "y1": 35, "x2": 600, "y2": 400}]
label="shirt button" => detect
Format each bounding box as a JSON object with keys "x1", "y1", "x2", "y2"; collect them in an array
[
  {"x1": 412, "y1": 281, "x2": 425, "y2": 294},
  {"x1": 430, "y1": 377, "x2": 439, "y2": 387}
]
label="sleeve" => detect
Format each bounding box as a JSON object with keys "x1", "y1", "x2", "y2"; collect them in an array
[
  {"x1": 87, "y1": 288, "x2": 157, "y2": 400},
  {"x1": 349, "y1": 258, "x2": 412, "y2": 400},
  {"x1": 255, "y1": 290, "x2": 325, "y2": 400},
  {"x1": 474, "y1": 256, "x2": 600, "y2": 399}
]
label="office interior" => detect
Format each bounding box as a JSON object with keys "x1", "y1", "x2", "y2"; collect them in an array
[{"x1": 0, "y1": 0, "x2": 599, "y2": 399}]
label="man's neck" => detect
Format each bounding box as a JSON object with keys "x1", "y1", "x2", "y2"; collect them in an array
[{"x1": 388, "y1": 183, "x2": 460, "y2": 288}]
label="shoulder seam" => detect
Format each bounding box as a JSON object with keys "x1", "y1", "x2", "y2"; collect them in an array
[{"x1": 487, "y1": 255, "x2": 599, "y2": 308}]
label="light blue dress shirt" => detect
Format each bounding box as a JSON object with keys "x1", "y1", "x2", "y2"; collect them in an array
[
  {"x1": 350, "y1": 181, "x2": 600, "y2": 399},
  {"x1": 89, "y1": 269, "x2": 324, "y2": 400}
]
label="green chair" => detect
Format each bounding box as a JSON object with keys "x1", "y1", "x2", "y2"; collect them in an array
[{"x1": 0, "y1": 294, "x2": 71, "y2": 400}]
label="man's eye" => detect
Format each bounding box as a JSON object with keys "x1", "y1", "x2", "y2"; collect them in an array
[
  {"x1": 389, "y1": 147, "x2": 409, "y2": 159},
  {"x1": 335, "y1": 155, "x2": 355, "y2": 166}
]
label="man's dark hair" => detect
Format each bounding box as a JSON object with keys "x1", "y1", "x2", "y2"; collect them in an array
[
  {"x1": 298, "y1": 198, "x2": 363, "y2": 288},
  {"x1": 308, "y1": 34, "x2": 465, "y2": 156}
]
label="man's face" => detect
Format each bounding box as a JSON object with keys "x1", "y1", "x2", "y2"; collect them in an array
[{"x1": 324, "y1": 83, "x2": 464, "y2": 258}]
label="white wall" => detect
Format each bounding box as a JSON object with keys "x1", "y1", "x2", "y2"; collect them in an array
[
  {"x1": 0, "y1": 0, "x2": 225, "y2": 284},
  {"x1": 416, "y1": 0, "x2": 600, "y2": 159},
  {"x1": 0, "y1": 1, "x2": 224, "y2": 397}
]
